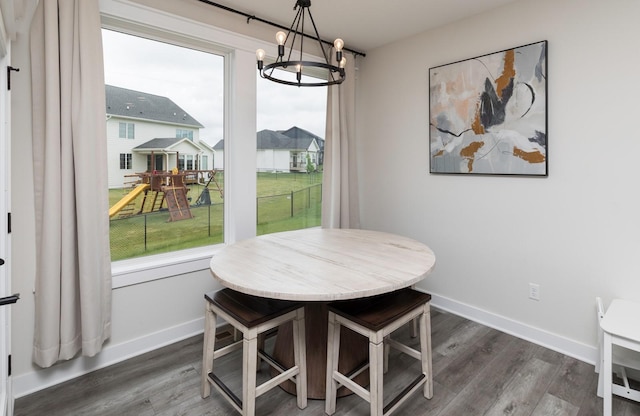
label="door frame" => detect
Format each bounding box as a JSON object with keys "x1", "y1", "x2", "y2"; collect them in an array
[{"x1": 0, "y1": 5, "x2": 13, "y2": 414}]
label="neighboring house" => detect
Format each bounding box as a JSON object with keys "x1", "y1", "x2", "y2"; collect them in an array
[
  {"x1": 278, "y1": 126, "x2": 325, "y2": 166},
  {"x1": 105, "y1": 85, "x2": 213, "y2": 188},
  {"x1": 213, "y1": 126, "x2": 323, "y2": 172}
]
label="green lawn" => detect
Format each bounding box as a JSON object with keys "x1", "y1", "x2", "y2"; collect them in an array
[{"x1": 109, "y1": 171, "x2": 322, "y2": 261}]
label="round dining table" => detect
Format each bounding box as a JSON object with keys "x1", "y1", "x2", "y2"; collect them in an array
[{"x1": 209, "y1": 227, "x2": 436, "y2": 399}]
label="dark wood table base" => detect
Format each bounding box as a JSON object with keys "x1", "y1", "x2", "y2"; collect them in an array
[{"x1": 272, "y1": 302, "x2": 370, "y2": 400}]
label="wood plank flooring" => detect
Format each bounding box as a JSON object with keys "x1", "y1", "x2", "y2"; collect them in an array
[{"x1": 14, "y1": 308, "x2": 640, "y2": 416}]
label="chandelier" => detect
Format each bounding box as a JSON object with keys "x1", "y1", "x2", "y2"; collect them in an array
[{"x1": 256, "y1": 0, "x2": 346, "y2": 87}]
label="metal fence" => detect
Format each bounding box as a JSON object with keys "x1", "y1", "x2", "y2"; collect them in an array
[
  {"x1": 256, "y1": 183, "x2": 322, "y2": 224},
  {"x1": 109, "y1": 204, "x2": 224, "y2": 261},
  {"x1": 110, "y1": 183, "x2": 322, "y2": 261}
]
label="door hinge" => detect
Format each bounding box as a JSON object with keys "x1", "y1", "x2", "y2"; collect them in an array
[
  {"x1": 0, "y1": 294, "x2": 19, "y2": 306},
  {"x1": 7, "y1": 66, "x2": 19, "y2": 90},
  {"x1": 7, "y1": 212, "x2": 10, "y2": 234},
  {"x1": 7, "y1": 355, "x2": 11, "y2": 377}
]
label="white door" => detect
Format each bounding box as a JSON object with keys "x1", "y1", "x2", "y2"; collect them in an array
[{"x1": 0, "y1": 15, "x2": 14, "y2": 416}]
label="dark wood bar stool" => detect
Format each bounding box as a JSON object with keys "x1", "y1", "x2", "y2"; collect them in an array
[
  {"x1": 325, "y1": 288, "x2": 433, "y2": 416},
  {"x1": 201, "y1": 289, "x2": 307, "y2": 416}
]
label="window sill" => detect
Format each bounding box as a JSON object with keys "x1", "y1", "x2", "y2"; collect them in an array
[{"x1": 111, "y1": 244, "x2": 222, "y2": 289}]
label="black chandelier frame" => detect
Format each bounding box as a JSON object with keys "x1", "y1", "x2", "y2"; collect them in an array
[{"x1": 257, "y1": 0, "x2": 346, "y2": 87}]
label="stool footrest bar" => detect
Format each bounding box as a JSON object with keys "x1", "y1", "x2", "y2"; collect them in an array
[
  {"x1": 208, "y1": 372, "x2": 242, "y2": 409},
  {"x1": 383, "y1": 373, "x2": 426, "y2": 415},
  {"x1": 258, "y1": 349, "x2": 286, "y2": 373}
]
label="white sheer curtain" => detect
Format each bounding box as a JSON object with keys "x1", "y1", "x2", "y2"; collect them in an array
[
  {"x1": 322, "y1": 56, "x2": 360, "y2": 229},
  {"x1": 30, "y1": 0, "x2": 111, "y2": 368}
]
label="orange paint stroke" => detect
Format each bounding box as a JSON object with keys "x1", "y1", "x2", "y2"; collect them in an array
[
  {"x1": 460, "y1": 141, "x2": 484, "y2": 172},
  {"x1": 513, "y1": 147, "x2": 545, "y2": 163},
  {"x1": 460, "y1": 141, "x2": 484, "y2": 158},
  {"x1": 472, "y1": 103, "x2": 485, "y2": 134},
  {"x1": 495, "y1": 49, "x2": 515, "y2": 99}
]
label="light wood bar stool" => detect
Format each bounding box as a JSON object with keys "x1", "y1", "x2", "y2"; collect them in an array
[
  {"x1": 325, "y1": 288, "x2": 433, "y2": 416},
  {"x1": 599, "y1": 298, "x2": 640, "y2": 416},
  {"x1": 201, "y1": 289, "x2": 307, "y2": 416}
]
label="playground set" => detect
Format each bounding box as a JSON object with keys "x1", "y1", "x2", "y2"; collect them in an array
[{"x1": 108, "y1": 169, "x2": 223, "y2": 221}]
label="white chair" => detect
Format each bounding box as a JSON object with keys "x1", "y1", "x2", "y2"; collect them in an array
[
  {"x1": 325, "y1": 288, "x2": 433, "y2": 416},
  {"x1": 597, "y1": 297, "x2": 640, "y2": 416},
  {"x1": 201, "y1": 289, "x2": 307, "y2": 416}
]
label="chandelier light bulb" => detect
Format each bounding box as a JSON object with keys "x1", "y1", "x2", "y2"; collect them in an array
[
  {"x1": 334, "y1": 38, "x2": 344, "y2": 63},
  {"x1": 276, "y1": 31, "x2": 286, "y2": 57},
  {"x1": 276, "y1": 31, "x2": 287, "y2": 46},
  {"x1": 256, "y1": 49, "x2": 265, "y2": 70},
  {"x1": 339, "y1": 57, "x2": 347, "y2": 69}
]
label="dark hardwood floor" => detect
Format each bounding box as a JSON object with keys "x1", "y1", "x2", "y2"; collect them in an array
[{"x1": 14, "y1": 308, "x2": 640, "y2": 415}]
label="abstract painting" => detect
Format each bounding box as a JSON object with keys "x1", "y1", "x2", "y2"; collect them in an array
[{"x1": 429, "y1": 41, "x2": 547, "y2": 175}]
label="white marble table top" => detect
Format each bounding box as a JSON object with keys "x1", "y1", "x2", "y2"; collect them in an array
[{"x1": 209, "y1": 228, "x2": 436, "y2": 301}]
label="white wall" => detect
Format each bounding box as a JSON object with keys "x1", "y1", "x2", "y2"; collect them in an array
[
  {"x1": 356, "y1": 0, "x2": 640, "y2": 359},
  {"x1": 257, "y1": 149, "x2": 291, "y2": 172}
]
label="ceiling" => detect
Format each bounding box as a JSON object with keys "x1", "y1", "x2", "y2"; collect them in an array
[{"x1": 198, "y1": 0, "x2": 521, "y2": 53}]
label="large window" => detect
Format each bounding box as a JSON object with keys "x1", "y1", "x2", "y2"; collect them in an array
[
  {"x1": 256, "y1": 69, "x2": 326, "y2": 235},
  {"x1": 176, "y1": 128, "x2": 193, "y2": 140},
  {"x1": 103, "y1": 29, "x2": 224, "y2": 261}
]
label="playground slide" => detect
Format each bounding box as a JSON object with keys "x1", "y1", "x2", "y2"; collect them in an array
[{"x1": 109, "y1": 184, "x2": 150, "y2": 218}]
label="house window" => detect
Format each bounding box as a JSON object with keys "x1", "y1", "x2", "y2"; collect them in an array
[
  {"x1": 147, "y1": 154, "x2": 164, "y2": 172},
  {"x1": 119, "y1": 122, "x2": 135, "y2": 139},
  {"x1": 186, "y1": 155, "x2": 194, "y2": 170},
  {"x1": 177, "y1": 155, "x2": 185, "y2": 171},
  {"x1": 176, "y1": 129, "x2": 193, "y2": 140},
  {"x1": 103, "y1": 28, "x2": 224, "y2": 262},
  {"x1": 177, "y1": 155, "x2": 195, "y2": 171},
  {"x1": 201, "y1": 155, "x2": 208, "y2": 170},
  {"x1": 119, "y1": 153, "x2": 132, "y2": 169},
  {"x1": 256, "y1": 69, "x2": 326, "y2": 236}
]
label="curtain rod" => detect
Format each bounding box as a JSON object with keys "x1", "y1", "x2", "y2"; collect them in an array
[{"x1": 196, "y1": 0, "x2": 366, "y2": 57}]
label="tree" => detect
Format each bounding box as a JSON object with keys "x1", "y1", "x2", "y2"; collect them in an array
[{"x1": 305, "y1": 153, "x2": 316, "y2": 173}]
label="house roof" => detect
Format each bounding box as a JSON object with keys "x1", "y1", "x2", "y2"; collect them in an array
[
  {"x1": 212, "y1": 127, "x2": 323, "y2": 151},
  {"x1": 106, "y1": 85, "x2": 204, "y2": 128},
  {"x1": 133, "y1": 137, "x2": 205, "y2": 152},
  {"x1": 279, "y1": 126, "x2": 324, "y2": 150},
  {"x1": 278, "y1": 126, "x2": 323, "y2": 142},
  {"x1": 257, "y1": 129, "x2": 317, "y2": 150}
]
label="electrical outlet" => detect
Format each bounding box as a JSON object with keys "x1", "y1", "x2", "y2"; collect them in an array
[{"x1": 529, "y1": 283, "x2": 540, "y2": 301}]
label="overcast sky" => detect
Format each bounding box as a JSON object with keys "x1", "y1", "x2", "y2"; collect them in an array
[{"x1": 102, "y1": 29, "x2": 327, "y2": 147}]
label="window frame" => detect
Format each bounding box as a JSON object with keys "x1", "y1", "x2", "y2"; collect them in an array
[
  {"x1": 176, "y1": 128, "x2": 193, "y2": 140},
  {"x1": 119, "y1": 152, "x2": 132, "y2": 169},
  {"x1": 118, "y1": 121, "x2": 134, "y2": 139},
  {"x1": 101, "y1": 0, "x2": 265, "y2": 288}
]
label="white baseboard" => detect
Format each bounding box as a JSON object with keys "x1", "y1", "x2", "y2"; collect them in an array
[
  {"x1": 429, "y1": 292, "x2": 598, "y2": 366},
  {"x1": 12, "y1": 317, "x2": 205, "y2": 399},
  {"x1": 13, "y1": 293, "x2": 599, "y2": 399}
]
